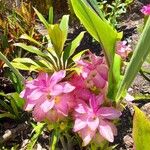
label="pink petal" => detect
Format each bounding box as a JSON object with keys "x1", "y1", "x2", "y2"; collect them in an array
[
  {"x1": 87, "y1": 117, "x2": 99, "y2": 131},
  {"x1": 50, "y1": 84, "x2": 64, "y2": 96},
  {"x1": 24, "y1": 102, "x2": 35, "y2": 111},
  {"x1": 96, "y1": 64, "x2": 108, "y2": 80},
  {"x1": 80, "y1": 127, "x2": 95, "y2": 146},
  {"x1": 75, "y1": 102, "x2": 88, "y2": 114},
  {"x1": 55, "y1": 99, "x2": 68, "y2": 116},
  {"x1": 28, "y1": 89, "x2": 43, "y2": 101},
  {"x1": 49, "y1": 70, "x2": 66, "y2": 87},
  {"x1": 73, "y1": 118, "x2": 87, "y2": 132},
  {"x1": 40, "y1": 99, "x2": 55, "y2": 113},
  {"x1": 98, "y1": 119, "x2": 114, "y2": 142},
  {"x1": 61, "y1": 82, "x2": 75, "y2": 93},
  {"x1": 98, "y1": 107, "x2": 121, "y2": 119},
  {"x1": 32, "y1": 99, "x2": 54, "y2": 121}
]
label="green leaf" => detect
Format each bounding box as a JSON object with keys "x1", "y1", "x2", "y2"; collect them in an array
[
  {"x1": 59, "y1": 15, "x2": 69, "y2": 44},
  {"x1": 115, "y1": 17, "x2": 150, "y2": 102},
  {"x1": 0, "y1": 51, "x2": 24, "y2": 83},
  {"x1": 10, "y1": 92, "x2": 25, "y2": 109},
  {"x1": 71, "y1": 0, "x2": 118, "y2": 67},
  {"x1": 107, "y1": 54, "x2": 122, "y2": 100},
  {"x1": 14, "y1": 43, "x2": 46, "y2": 57},
  {"x1": 48, "y1": 25, "x2": 65, "y2": 56},
  {"x1": 27, "y1": 123, "x2": 45, "y2": 150},
  {"x1": 10, "y1": 98, "x2": 19, "y2": 118},
  {"x1": 0, "y1": 112, "x2": 16, "y2": 119},
  {"x1": 133, "y1": 105, "x2": 150, "y2": 150},
  {"x1": 63, "y1": 31, "x2": 85, "y2": 62},
  {"x1": 20, "y1": 34, "x2": 42, "y2": 47},
  {"x1": 48, "y1": 7, "x2": 54, "y2": 24},
  {"x1": 33, "y1": 8, "x2": 49, "y2": 29},
  {"x1": 72, "y1": 49, "x2": 88, "y2": 62}
]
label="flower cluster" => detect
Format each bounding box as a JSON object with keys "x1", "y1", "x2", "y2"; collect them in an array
[
  {"x1": 141, "y1": 4, "x2": 150, "y2": 15},
  {"x1": 20, "y1": 52, "x2": 121, "y2": 146}
]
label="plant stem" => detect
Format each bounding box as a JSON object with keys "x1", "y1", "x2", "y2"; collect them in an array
[{"x1": 51, "y1": 131, "x2": 58, "y2": 150}]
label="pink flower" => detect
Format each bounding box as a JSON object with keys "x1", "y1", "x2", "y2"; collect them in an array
[
  {"x1": 70, "y1": 74, "x2": 91, "y2": 101},
  {"x1": 116, "y1": 41, "x2": 131, "y2": 58},
  {"x1": 73, "y1": 95, "x2": 121, "y2": 146},
  {"x1": 141, "y1": 4, "x2": 150, "y2": 15},
  {"x1": 20, "y1": 70, "x2": 75, "y2": 121},
  {"x1": 76, "y1": 53, "x2": 108, "y2": 90}
]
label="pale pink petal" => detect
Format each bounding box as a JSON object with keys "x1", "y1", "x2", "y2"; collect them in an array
[
  {"x1": 73, "y1": 118, "x2": 87, "y2": 132},
  {"x1": 28, "y1": 89, "x2": 43, "y2": 101},
  {"x1": 98, "y1": 119, "x2": 114, "y2": 142},
  {"x1": 24, "y1": 103, "x2": 35, "y2": 111},
  {"x1": 87, "y1": 117, "x2": 99, "y2": 131},
  {"x1": 40, "y1": 99, "x2": 55, "y2": 113},
  {"x1": 49, "y1": 70, "x2": 66, "y2": 87},
  {"x1": 98, "y1": 107, "x2": 121, "y2": 119},
  {"x1": 61, "y1": 82, "x2": 75, "y2": 93},
  {"x1": 80, "y1": 127, "x2": 95, "y2": 146},
  {"x1": 50, "y1": 84, "x2": 64, "y2": 96},
  {"x1": 75, "y1": 102, "x2": 87, "y2": 114}
]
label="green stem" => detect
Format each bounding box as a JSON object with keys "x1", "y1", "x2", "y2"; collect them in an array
[
  {"x1": 0, "y1": 51, "x2": 24, "y2": 83},
  {"x1": 51, "y1": 131, "x2": 58, "y2": 150}
]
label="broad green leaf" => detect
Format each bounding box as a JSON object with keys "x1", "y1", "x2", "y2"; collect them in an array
[
  {"x1": 146, "y1": 53, "x2": 150, "y2": 63},
  {"x1": 11, "y1": 62, "x2": 32, "y2": 71},
  {"x1": 33, "y1": 8, "x2": 49, "y2": 29},
  {"x1": 71, "y1": 0, "x2": 118, "y2": 66},
  {"x1": 14, "y1": 43, "x2": 46, "y2": 57},
  {"x1": 133, "y1": 105, "x2": 150, "y2": 150},
  {"x1": 12, "y1": 58, "x2": 40, "y2": 67},
  {"x1": 59, "y1": 15, "x2": 69, "y2": 44},
  {"x1": 48, "y1": 25, "x2": 65, "y2": 56},
  {"x1": 115, "y1": 17, "x2": 150, "y2": 102},
  {"x1": 63, "y1": 31, "x2": 85, "y2": 62},
  {"x1": 20, "y1": 34, "x2": 42, "y2": 47},
  {"x1": 86, "y1": 0, "x2": 106, "y2": 20}
]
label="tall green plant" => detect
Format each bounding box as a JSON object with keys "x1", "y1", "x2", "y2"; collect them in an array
[{"x1": 115, "y1": 17, "x2": 150, "y2": 102}]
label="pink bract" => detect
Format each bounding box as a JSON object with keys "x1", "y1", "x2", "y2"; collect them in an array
[
  {"x1": 116, "y1": 41, "x2": 131, "y2": 58},
  {"x1": 141, "y1": 4, "x2": 150, "y2": 15},
  {"x1": 76, "y1": 53, "x2": 108, "y2": 90},
  {"x1": 73, "y1": 95, "x2": 121, "y2": 146},
  {"x1": 20, "y1": 70, "x2": 75, "y2": 122}
]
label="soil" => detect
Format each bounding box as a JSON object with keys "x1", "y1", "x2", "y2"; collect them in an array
[{"x1": 0, "y1": 0, "x2": 150, "y2": 150}]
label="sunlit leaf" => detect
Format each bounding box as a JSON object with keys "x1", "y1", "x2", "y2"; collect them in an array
[
  {"x1": 34, "y1": 8, "x2": 49, "y2": 29},
  {"x1": 14, "y1": 43, "x2": 46, "y2": 57},
  {"x1": 20, "y1": 34, "x2": 42, "y2": 47},
  {"x1": 71, "y1": 0, "x2": 118, "y2": 66},
  {"x1": 59, "y1": 15, "x2": 69, "y2": 44},
  {"x1": 133, "y1": 105, "x2": 150, "y2": 150},
  {"x1": 63, "y1": 31, "x2": 85, "y2": 62}
]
